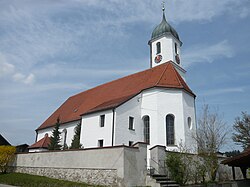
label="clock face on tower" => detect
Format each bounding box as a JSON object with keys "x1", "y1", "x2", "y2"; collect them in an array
[{"x1": 154, "y1": 55, "x2": 162, "y2": 63}]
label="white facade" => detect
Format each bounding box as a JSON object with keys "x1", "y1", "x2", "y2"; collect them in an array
[
  {"x1": 150, "y1": 35, "x2": 181, "y2": 67},
  {"x1": 141, "y1": 88, "x2": 196, "y2": 151},
  {"x1": 35, "y1": 87, "x2": 196, "y2": 155},
  {"x1": 80, "y1": 110, "x2": 114, "y2": 148},
  {"x1": 36, "y1": 120, "x2": 80, "y2": 149}
]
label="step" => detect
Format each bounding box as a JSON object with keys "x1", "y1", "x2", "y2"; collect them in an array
[
  {"x1": 151, "y1": 174, "x2": 167, "y2": 178},
  {"x1": 155, "y1": 177, "x2": 171, "y2": 181},
  {"x1": 160, "y1": 181, "x2": 179, "y2": 185},
  {"x1": 161, "y1": 184, "x2": 179, "y2": 187}
]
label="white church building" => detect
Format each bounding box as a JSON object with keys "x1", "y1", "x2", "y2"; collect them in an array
[{"x1": 29, "y1": 8, "x2": 197, "y2": 155}]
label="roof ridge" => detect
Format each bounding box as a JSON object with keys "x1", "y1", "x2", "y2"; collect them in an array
[
  {"x1": 155, "y1": 63, "x2": 169, "y2": 86},
  {"x1": 70, "y1": 67, "x2": 156, "y2": 98},
  {"x1": 41, "y1": 136, "x2": 47, "y2": 147},
  {"x1": 171, "y1": 63, "x2": 183, "y2": 87}
]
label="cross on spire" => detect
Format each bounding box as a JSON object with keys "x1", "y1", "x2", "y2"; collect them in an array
[{"x1": 162, "y1": 1, "x2": 165, "y2": 12}]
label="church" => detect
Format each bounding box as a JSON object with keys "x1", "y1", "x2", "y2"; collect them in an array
[{"x1": 29, "y1": 6, "x2": 197, "y2": 154}]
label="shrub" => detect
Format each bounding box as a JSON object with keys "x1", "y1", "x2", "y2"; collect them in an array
[{"x1": 0, "y1": 146, "x2": 16, "y2": 173}]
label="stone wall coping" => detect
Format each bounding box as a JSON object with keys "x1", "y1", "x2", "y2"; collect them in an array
[
  {"x1": 132, "y1": 141, "x2": 149, "y2": 147},
  {"x1": 17, "y1": 144, "x2": 139, "y2": 155},
  {"x1": 149, "y1": 145, "x2": 166, "y2": 150}
]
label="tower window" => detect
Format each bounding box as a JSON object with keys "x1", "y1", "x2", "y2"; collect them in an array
[
  {"x1": 175, "y1": 43, "x2": 178, "y2": 54},
  {"x1": 100, "y1": 115, "x2": 105, "y2": 127},
  {"x1": 129, "y1": 116, "x2": 134, "y2": 130},
  {"x1": 143, "y1": 115, "x2": 150, "y2": 144},
  {"x1": 187, "y1": 117, "x2": 192, "y2": 130},
  {"x1": 166, "y1": 114, "x2": 175, "y2": 146},
  {"x1": 156, "y1": 42, "x2": 161, "y2": 54}
]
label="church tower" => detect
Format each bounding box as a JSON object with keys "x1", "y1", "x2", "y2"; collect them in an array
[{"x1": 148, "y1": 4, "x2": 186, "y2": 78}]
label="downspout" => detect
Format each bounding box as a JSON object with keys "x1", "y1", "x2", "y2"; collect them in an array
[{"x1": 111, "y1": 108, "x2": 115, "y2": 146}]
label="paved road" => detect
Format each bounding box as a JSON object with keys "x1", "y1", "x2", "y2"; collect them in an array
[{"x1": 0, "y1": 184, "x2": 18, "y2": 187}]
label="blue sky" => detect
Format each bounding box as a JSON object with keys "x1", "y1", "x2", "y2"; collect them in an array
[{"x1": 0, "y1": 0, "x2": 249, "y2": 151}]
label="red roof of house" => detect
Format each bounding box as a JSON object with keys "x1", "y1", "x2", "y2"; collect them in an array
[
  {"x1": 222, "y1": 148, "x2": 250, "y2": 167},
  {"x1": 28, "y1": 134, "x2": 50, "y2": 149},
  {"x1": 36, "y1": 61, "x2": 195, "y2": 130}
]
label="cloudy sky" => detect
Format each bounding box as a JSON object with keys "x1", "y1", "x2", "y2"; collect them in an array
[{"x1": 0, "y1": 0, "x2": 249, "y2": 151}]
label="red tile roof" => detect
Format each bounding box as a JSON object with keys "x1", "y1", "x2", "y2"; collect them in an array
[
  {"x1": 28, "y1": 134, "x2": 50, "y2": 149},
  {"x1": 36, "y1": 61, "x2": 195, "y2": 130}
]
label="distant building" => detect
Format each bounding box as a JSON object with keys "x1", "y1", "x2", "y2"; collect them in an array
[
  {"x1": 16, "y1": 144, "x2": 29, "y2": 153},
  {"x1": 29, "y1": 7, "x2": 197, "y2": 159},
  {"x1": 0, "y1": 134, "x2": 11, "y2": 146}
]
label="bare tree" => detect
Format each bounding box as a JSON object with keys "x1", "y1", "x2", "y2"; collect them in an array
[
  {"x1": 193, "y1": 104, "x2": 229, "y2": 181},
  {"x1": 232, "y1": 112, "x2": 250, "y2": 150}
]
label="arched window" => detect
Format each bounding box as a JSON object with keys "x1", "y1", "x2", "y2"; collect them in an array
[
  {"x1": 62, "y1": 128, "x2": 67, "y2": 149},
  {"x1": 143, "y1": 116, "x2": 150, "y2": 144},
  {"x1": 156, "y1": 42, "x2": 161, "y2": 54},
  {"x1": 175, "y1": 43, "x2": 178, "y2": 54},
  {"x1": 166, "y1": 114, "x2": 175, "y2": 145},
  {"x1": 187, "y1": 117, "x2": 192, "y2": 130}
]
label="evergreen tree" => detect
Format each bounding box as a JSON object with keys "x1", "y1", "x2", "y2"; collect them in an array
[
  {"x1": 224, "y1": 150, "x2": 240, "y2": 157},
  {"x1": 48, "y1": 118, "x2": 62, "y2": 150},
  {"x1": 232, "y1": 112, "x2": 250, "y2": 150},
  {"x1": 70, "y1": 122, "x2": 82, "y2": 149}
]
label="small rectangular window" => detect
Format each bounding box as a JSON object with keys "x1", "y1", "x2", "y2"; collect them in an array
[
  {"x1": 129, "y1": 116, "x2": 134, "y2": 130},
  {"x1": 100, "y1": 115, "x2": 105, "y2": 127},
  {"x1": 129, "y1": 141, "x2": 134, "y2": 146},
  {"x1": 98, "y1": 139, "x2": 104, "y2": 147}
]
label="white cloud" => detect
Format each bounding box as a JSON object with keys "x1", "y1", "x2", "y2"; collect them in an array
[
  {"x1": 182, "y1": 40, "x2": 234, "y2": 67},
  {"x1": 13, "y1": 73, "x2": 35, "y2": 85},
  {"x1": 201, "y1": 87, "x2": 244, "y2": 96},
  {"x1": 0, "y1": 53, "x2": 15, "y2": 77}
]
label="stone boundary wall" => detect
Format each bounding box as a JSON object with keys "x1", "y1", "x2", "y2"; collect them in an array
[
  {"x1": 12, "y1": 143, "x2": 148, "y2": 187},
  {"x1": 14, "y1": 166, "x2": 117, "y2": 186},
  {"x1": 150, "y1": 145, "x2": 244, "y2": 183}
]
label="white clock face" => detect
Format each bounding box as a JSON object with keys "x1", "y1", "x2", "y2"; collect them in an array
[{"x1": 154, "y1": 55, "x2": 162, "y2": 63}]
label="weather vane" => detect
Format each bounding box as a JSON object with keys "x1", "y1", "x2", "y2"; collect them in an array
[{"x1": 162, "y1": 1, "x2": 165, "y2": 12}]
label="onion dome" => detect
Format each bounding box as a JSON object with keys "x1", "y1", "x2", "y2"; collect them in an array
[{"x1": 151, "y1": 9, "x2": 180, "y2": 42}]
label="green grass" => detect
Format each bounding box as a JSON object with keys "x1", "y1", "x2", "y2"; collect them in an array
[{"x1": 0, "y1": 173, "x2": 100, "y2": 187}]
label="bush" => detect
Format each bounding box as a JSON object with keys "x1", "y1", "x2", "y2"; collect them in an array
[
  {"x1": 165, "y1": 151, "x2": 206, "y2": 185},
  {"x1": 165, "y1": 152, "x2": 192, "y2": 185},
  {"x1": 0, "y1": 146, "x2": 16, "y2": 173}
]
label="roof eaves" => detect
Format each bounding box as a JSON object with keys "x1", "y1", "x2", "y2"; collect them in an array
[{"x1": 36, "y1": 118, "x2": 81, "y2": 131}]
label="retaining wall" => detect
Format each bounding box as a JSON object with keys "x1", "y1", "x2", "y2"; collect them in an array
[{"x1": 12, "y1": 143, "x2": 147, "y2": 186}]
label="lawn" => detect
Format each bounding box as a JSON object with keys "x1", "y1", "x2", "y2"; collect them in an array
[{"x1": 0, "y1": 173, "x2": 100, "y2": 187}]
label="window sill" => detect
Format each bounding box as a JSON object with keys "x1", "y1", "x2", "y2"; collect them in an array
[{"x1": 128, "y1": 128, "x2": 135, "y2": 131}]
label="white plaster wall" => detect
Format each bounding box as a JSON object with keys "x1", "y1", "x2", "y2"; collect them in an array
[
  {"x1": 115, "y1": 95, "x2": 143, "y2": 146},
  {"x1": 37, "y1": 127, "x2": 53, "y2": 141},
  {"x1": 28, "y1": 148, "x2": 48, "y2": 153},
  {"x1": 141, "y1": 88, "x2": 195, "y2": 152},
  {"x1": 182, "y1": 92, "x2": 197, "y2": 153},
  {"x1": 36, "y1": 120, "x2": 80, "y2": 148},
  {"x1": 59, "y1": 121, "x2": 80, "y2": 147},
  {"x1": 151, "y1": 35, "x2": 181, "y2": 68},
  {"x1": 81, "y1": 110, "x2": 113, "y2": 148}
]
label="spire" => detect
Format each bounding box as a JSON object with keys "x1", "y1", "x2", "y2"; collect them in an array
[{"x1": 162, "y1": 1, "x2": 166, "y2": 22}]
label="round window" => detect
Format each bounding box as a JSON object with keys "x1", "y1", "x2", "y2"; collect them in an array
[{"x1": 187, "y1": 117, "x2": 192, "y2": 130}]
